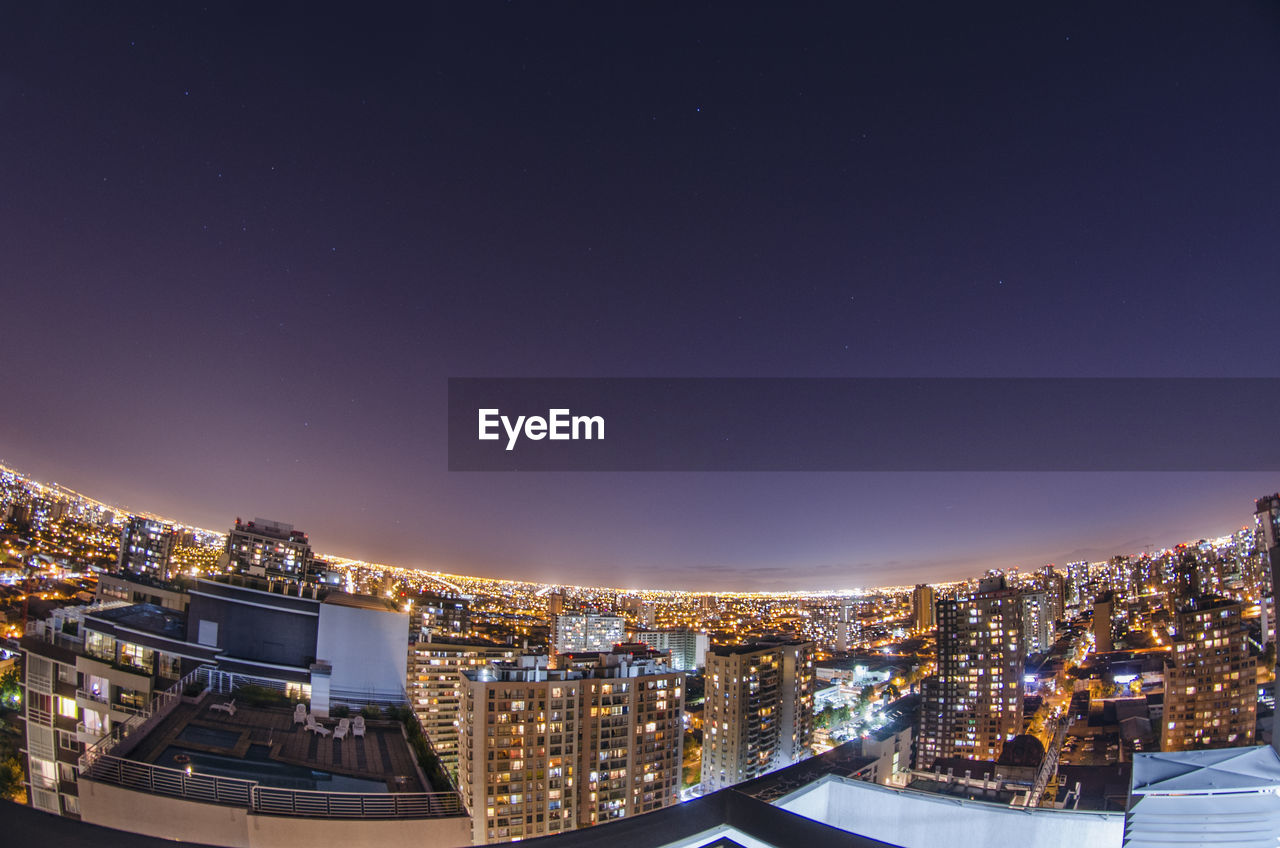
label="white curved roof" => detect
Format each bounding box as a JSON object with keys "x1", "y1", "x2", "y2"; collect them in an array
[{"x1": 1126, "y1": 746, "x2": 1280, "y2": 848}]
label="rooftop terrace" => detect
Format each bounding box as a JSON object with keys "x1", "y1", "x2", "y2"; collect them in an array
[
  {"x1": 79, "y1": 686, "x2": 464, "y2": 822},
  {"x1": 123, "y1": 695, "x2": 429, "y2": 793}
]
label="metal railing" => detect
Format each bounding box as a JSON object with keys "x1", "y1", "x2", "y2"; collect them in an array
[
  {"x1": 75, "y1": 688, "x2": 108, "y2": 705},
  {"x1": 75, "y1": 688, "x2": 146, "y2": 716},
  {"x1": 82, "y1": 755, "x2": 463, "y2": 819},
  {"x1": 84, "y1": 755, "x2": 254, "y2": 807},
  {"x1": 77, "y1": 664, "x2": 463, "y2": 819},
  {"x1": 253, "y1": 786, "x2": 462, "y2": 818},
  {"x1": 1027, "y1": 713, "x2": 1071, "y2": 807},
  {"x1": 78, "y1": 667, "x2": 202, "y2": 772},
  {"x1": 196, "y1": 666, "x2": 295, "y2": 698}
]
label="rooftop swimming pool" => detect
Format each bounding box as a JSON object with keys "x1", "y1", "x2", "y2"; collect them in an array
[
  {"x1": 177, "y1": 724, "x2": 243, "y2": 748},
  {"x1": 158, "y1": 743, "x2": 388, "y2": 793}
]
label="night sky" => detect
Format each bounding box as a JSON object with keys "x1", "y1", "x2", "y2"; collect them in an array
[{"x1": 2, "y1": 3, "x2": 1279, "y2": 590}]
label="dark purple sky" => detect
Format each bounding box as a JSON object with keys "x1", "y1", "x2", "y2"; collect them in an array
[{"x1": 2, "y1": 3, "x2": 1278, "y2": 590}]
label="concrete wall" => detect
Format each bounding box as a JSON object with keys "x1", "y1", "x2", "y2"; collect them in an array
[
  {"x1": 317, "y1": 602, "x2": 409, "y2": 699},
  {"x1": 79, "y1": 779, "x2": 252, "y2": 847},
  {"x1": 79, "y1": 778, "x2": 472, "y2": 848}
]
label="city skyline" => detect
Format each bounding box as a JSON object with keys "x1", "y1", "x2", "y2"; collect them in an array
[{"x1": 1, "y1": 459, "x2": 1271, "y2": 594}]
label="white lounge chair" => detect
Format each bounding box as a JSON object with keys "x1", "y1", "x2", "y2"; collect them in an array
[
  {"x1": 352, "y1": 715, "x2": 366, "y2": 739},
  {"x1": 334, "y1": 718, "x2": 350, "y2": 741},
  {"x1": 211, "y1": 699, "x2": 237, "y2": 716},
  {"x1": 293, "y1": 703, "x2": 307, "y2": 725},
  {"x1": 305, "y1": 715, "x2": 331, "y2": 737}
]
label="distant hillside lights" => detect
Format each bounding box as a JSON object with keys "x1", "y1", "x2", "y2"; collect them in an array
[{"x1": 477, "y1": 408, "x2": 604, "y2": 450}]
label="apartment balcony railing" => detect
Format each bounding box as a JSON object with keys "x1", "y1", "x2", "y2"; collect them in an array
[
  {"x1": 29, "y1": 772, "x2": 58, "y2": 792},
  {"x1": 79, "y1": 666, "x2": 202, "y2": 773},
  {"x1": 75, "y1": 721, "x2": 108, "y2": 741},
  {"x1": 81, "y1": 755, "x2": 464, "y2": 820},
  {"x1": 76, "y1": 688, "x2": 146, "y2": 716},
  {"x1": 26, "y1": 668, "x2": 53, "y2": 694},
  {"x1": 75, "y1": 688, "x2": 108, "y2": 705}
]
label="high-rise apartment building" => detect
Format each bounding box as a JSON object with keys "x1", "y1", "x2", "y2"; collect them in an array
[
  {"x1": 578, "y1": 657, "x2": 683, "y2": 828},
  {"x1": 459, "y1": 660, "x2": 583, "y2": 843},
  {"x1": 413, "y1": 592, "x2": 471, "y2": 639},
  {"x1": 1161, "y1": 597, "x2": 1257, "y2": 752},
  {"x1": 632, "y1": 628, "x2": 710, "y2": 671},
  {"x1": 912, "y1": 584, "x2": 935, "y2": 633},
  {"x1": 21, "y1": 574, "x2": 415, "y2": 822},
  {"x1": 1066, "y1": 560, "x2": 1090, "y2": 606},
  {"x1": 835, "y1": 603, "x2": 851, "y2": 652},
  {"x1": 918, "y1": 577, "x2": 1023, "y2": 770},
  {"x1": 1093, "y1": 592, "x2": 1115, "y2": 653},
  {"x1": 701, "y1": 641, "x2": 815, "y2": 792},
  {"x1": 549, "y1": 610, "x2": 626, "y2": 655},
  {"x1": 117, "y1": 516, "x2": 176, "y2": 579},
  {"x1": 220, "y1": 516, "x2": 314, "y2": 581},
  {"x1": 458, "y1": 651, "x2": 684, "y2": 844},
  {"x1": 409, "y1": 636, "x2": 517, "y2": 779},
  {"x1": 1019, "y1": 589, "x2": 1054, "y2": 658},
  {"x1": 1038, "y1": 564, "x2": 1065, "y2": 623},
  {"x1": 1255, "y1": 493, "x2": 1280, "y2": 758},
  {"x1": 20, "y1": 600, "x2": 220, "y2": 818}
]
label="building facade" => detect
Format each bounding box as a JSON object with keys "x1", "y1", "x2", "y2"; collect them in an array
[
  {"x1": 550, "y1": 610, "x2": 626, "y2": 655},
  {"x1": 221, "y1": 516, "x2": 315, "y2": 581},
  {"x1": 117, "y1": 516, "x2": 176, "y2": 579},
  {"x1": 1093, "y1": 592, "x2": 1114, "y2": 653},
  {"x1": 919, "y1": 577, "x2": 1024, "y2": 770},
  {"x1": 912, "y1": 584, "x2": 936, "y2": 633},
  {"x1": 458, "y1": 651, "x2": 685, "y2": 844},
  {"x1": 20, "y1": 601, "x2": 218, "y2": 818},
  {"x1": 410, "y1": 636, "x2": 516, "y2": 778},
  {"x1": 632, "y1": 628, "x2": 709, "y2": 671},
  {"x1": 1019, "y1": 589, "x2": 1054, "y2": 658},
  {"x1": 701, "y1": 641, "x2": 815, "y2": 792},
  {"x1": 414, "y1": 592, "x2": 471, "y2": 639},
  {"x1": 1161, "y1": 597, "x2": 1257, "y2": 752}
]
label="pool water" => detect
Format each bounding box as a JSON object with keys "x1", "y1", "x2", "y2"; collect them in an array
[
  {"x1": 177, "y1": 724, "x2": 243, "y2": 748},
  {"x1": 158, "y1": 744, "x2": 388, "y2": 793}
]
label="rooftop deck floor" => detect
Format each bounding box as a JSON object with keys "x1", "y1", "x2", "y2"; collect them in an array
[{"x1": 124, "y1": 696, "x2": 428, "y2": 793}]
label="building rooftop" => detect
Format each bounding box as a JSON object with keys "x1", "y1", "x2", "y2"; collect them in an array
[
  {"x1": 736, "y1": 741, "x2": 876, "y2": 803},
  {"x1": 119, "y1": 695, "x2": 431, "y2": 794},
  {"x1": 98, "y1": 570, "x2": 189, "y2": 594},
  {"x1": 709, "y1": 640, "x2": 810, "y2": 657},
  {"x1": 87, "y1": 602, "x2": 187, "y2": 639},
  {"x1": 1127, "y1": 747, "x2": 1280, "y2": 848},
  {"x1": 1056, "y1": 763, "x2": 1132, "y2": 811},
  {"x1": 1132, "y1": 746, "x2": 1280, "y2": 794},
  {"x1": 321, "y1": 591, "x2": 401, "y2": 613},
  {"x1": 232, "y1": 517, "x2": 308, "y2": 543}
]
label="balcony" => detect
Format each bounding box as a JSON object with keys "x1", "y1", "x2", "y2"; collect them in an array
[
  {"x1": 26, "y1": 705, "x2": 52, "y2": 727},
  {"x1": 76, "y1": 688, "x2": 147, "y2": 718},
  {"x1": 75, "y1": 721, "x2": 110, "y2": 745},
  {"x1": 26, "y1": 668, "x2": 53, "y2": 695},
  {"x1": 76, "y1": 687, "x2": 108, "y2": 706}
]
